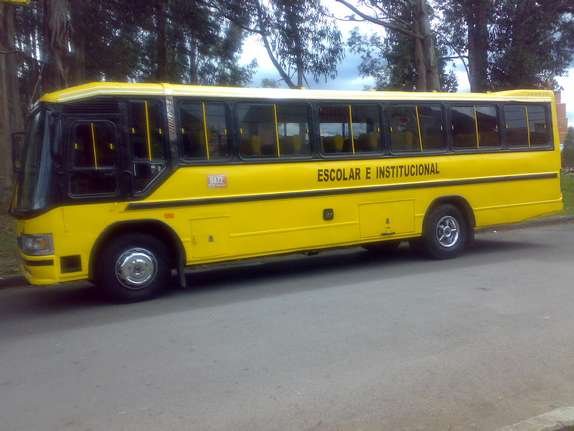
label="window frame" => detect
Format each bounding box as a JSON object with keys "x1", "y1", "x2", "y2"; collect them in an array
[
  {"x1": 66, "y1": 118, "x2": 120, "y2": 199},
  {"x1": 449, "y1": 103, "x2": 481, "y2": 152},
  {"x1": 474, "y1": 104, "x2": 502, "y2": 149},
  {"x1": 274, "y1": 103, "x2": 314, "y2": 159},
  {"x1": 176, "y1": 98, "x2": 234, "y2": 164},
  {"x1": 500, "y1": 102, "x2": 554, "y2": 151},
  {"x1": 383, "y1": 102, "x2": 448, "y2": 156},
  {"x1": 349, "y1": 103, "x2": 385, "y2": 155},
  {"x1": 125, "y1": 97, "x2": 171, "y2": 196},
  {"x1": 317, "y1": 102, "x2": 385, "y2": 159},
  {"x1": 234, "y1": 100, "x2": 315, "y2": 162}
]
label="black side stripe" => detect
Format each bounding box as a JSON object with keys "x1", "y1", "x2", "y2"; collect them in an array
[{"x1": 126, "y1": 172, "x2": 558, "y2": 210}]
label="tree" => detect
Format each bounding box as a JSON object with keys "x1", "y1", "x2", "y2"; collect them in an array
[
  {"x1": 0, "y1": 1, "x2": 25, "y2": 199},
  {"x1": 0, "y1": 0, "x2": 255, "y2": 200},
  {"x1": 436, "y1": 0, "x2": 574, "y2": 91},
  {"x1": 42, "y1": 0, "x2": 71, "y2": 92},
  {"x1": 435, "y1": 0, "x2": 491, "y2": 92},
  {"x1": 220, "y1": 0, "x2": 344, "y2": 88},
  {"x1": 490, "y1": 0, "x2": 574, "y2": 89},
  {"x1": 336, "y1": 0, "x2": 441, "y2": 91},
  {"x1": 347, "y1": 0, "x2": 457, "y2": 92}
]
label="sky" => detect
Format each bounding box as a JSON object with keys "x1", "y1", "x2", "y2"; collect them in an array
[{"x1": 238, "y1": 2, "x2": 574, "y2": 127}]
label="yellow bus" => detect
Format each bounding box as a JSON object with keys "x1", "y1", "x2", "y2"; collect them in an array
[{"x1": 10, "y1": 83, "x2": 562, "y2": 301}]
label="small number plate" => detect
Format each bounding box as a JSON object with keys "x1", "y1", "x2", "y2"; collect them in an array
[{"x1": 208, "y1": 174, "x2": 227, "y2": 188}]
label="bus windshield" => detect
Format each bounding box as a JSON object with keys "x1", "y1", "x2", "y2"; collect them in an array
[{"x1": 11, "y1": 108, "x2": 54, "y2": 213}]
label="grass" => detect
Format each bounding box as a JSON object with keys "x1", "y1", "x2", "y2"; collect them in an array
[
  {"x1": 0, "y1": 173, "x2": 573, "y2": 279},
  {"x1": 0, "y1": 210, "x2": 19, "y2": 278},
  {"x1": 561, "y1": 172, "x2": 574, "y2": 216}
]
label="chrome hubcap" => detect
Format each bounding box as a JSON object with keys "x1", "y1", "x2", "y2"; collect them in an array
[
  {"x1": 115, "y1": 248, "x2": 157, "y2": 290},
  {"x1": 436, "y1": 215, "x2": 460, "y2": 248}
]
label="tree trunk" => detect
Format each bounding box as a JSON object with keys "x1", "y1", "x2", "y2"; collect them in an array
[
  {"x1": 296, "y1": 44, "x2": 304, "y2": 87},
  {"x1": 0, "y1": 4, "x2": 24, "y2": 201},
  {"x1": 414, "y1": 0, "x2": 440, "y2": 91},
  {"x1": 42, "y1": 0, "x2": 70, "y2": 92},
  {"x1": 466, "y1": 0, "x2": 489, "y2": 92},
  {"x1": 70, "y1": 3, "x2": 85, "y2": 85},
  {"x1": 189, "y1": 39, "x2": 198, "y2": 84},
  {"x1": 413, "y1": 34, "x2": 428, "y2": 91},
  {"x1": 155, "y1": 0, "x2": 168, "y2": 81}
]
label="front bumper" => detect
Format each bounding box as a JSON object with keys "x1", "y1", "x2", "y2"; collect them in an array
[{"x1": 19, "y1": 254, "x2": 59, "y2": 285}]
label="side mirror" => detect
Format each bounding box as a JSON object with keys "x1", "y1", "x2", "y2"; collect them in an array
[{"x1": 11, "y1": 132, "x2": 25, "y2": 174}]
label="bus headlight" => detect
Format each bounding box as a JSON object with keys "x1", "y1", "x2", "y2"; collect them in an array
[{"x1": 19, "y1": 234, "x2": 54, "y2": 256}]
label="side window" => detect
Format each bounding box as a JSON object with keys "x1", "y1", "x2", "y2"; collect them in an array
[
  {"x1": 503, "y1": 104, "x2": 550, "y2": 148},
  {"x1": 276, "y1": 104, "x2": 311, "y2": 156},
  {"x1": 127, "y1": 100, "x2": 167, "y2": 192},
  {"x1": 69, "y1": 121, "x2": 117, "y2": 196},
  {"x1": 205, "y1": 103, "x2": 230, "y2": 158},
  {"x1": 503, "y1": 105, "x2": 528, "y2": 147},
  {"x1": 179, "y1": 101, "x2": 230, "y2": 160},
  {"x1": 475, "y1": 105, "x2": 500, "y2": 148},
  {"x1": 352, "y1": 105, "x2": 381, "y2": 153},
  {"x1": 418, "y1": 105, "x2": 446, "y2": 151},
  {"x1": 238, "y1": 104, "x2": 276, "y2": 157},
  {"x1": 451, "y1": 106, "x2": 477, "y2": 149},
  {"x1": 179, "y1": 102, "x2": 204, "y2": 159},
  {"x1": 319, "y1": 105, "x2": 353, "y2": 154},
  {"x1": 528, "y1": 105, "x2": 550, "y2": 147},
  {"x1": 72, "y1": 122, "x2": 116, "y2": 168},
  {"x1": 386, "y1": 106, "x2": 421, "y2": 153}
]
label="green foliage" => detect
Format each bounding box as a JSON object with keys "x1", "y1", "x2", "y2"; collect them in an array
[
  {"x1": 435, "y1": 0, "x2": 574, "y2": 90},
  {"x1": 225, "y1": 0, "x2": 344, "y2": 88},
  {"x1": 348, "y1": 1, "x2": 457, "y2": 92},
  {"x1": 561, "y1": 172, "x2": 574, "y2": 215},
  {"x1": 12, "y1": 0, "x2": 256, "y2": 98},
  {"x1": 490, "y1": 1, "x2": 574, "y2": 89},
  {"x1": 563, "y1": 127, "x2": 574, "y2": 168}
]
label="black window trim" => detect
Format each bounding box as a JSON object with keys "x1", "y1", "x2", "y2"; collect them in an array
[
  {"x1": 167, "y1": 97, "x2": 555, "y2": 167},
  {"x1": 66, "y1": 118, "x2": 121, "y2": 199},
  {"x1": 235, "y1": 100, "x2": 315, "y2": 162},
  {"x1": 317, "y1": 102, "x2": 386, "y2": 159},
  {"x1": 499, "y1": 102, "x2": 554, "y2": 151},
  {"x1": 384, "y1": 102, "x2": 449, "y2": 156},
  {"x1": 175, "y1": 98, "x2": 234, "y2": 164},
  {"x1": 125, "y1": 97, "x2": 172, "y2": 198}
]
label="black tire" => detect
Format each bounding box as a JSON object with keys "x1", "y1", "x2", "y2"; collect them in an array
[
  {"x1": 94, "y1": 233, "x2": 171, "y2": 302},
  {"x1": 420, "y1": 204, "x2": 469, "y2": 259},
  {"x1": 363, "y1": 240, "x2": 401, "y2": 254}
]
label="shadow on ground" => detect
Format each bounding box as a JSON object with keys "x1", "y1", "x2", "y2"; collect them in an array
[{"x1": 0, "y1": 236, "x2": 552, "y2": 340}]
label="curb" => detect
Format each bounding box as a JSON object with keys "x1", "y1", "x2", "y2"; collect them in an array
[
  {"x1": 518, "y1": 214, "x2": 574, "y2": 228},
  {"x1": 0, "y1": 275, "x2": 27, "y2": 289},
  {"x1": 498, "y1": 407, "x2": 574, "y2": 431},
  {"x1": 479, "y1": 214, "x2": 574, "y2": 233}
]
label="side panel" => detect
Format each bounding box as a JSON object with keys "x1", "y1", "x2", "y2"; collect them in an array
[{"x1": 359, "y1": 200, "x2": 415, "y2": 239}]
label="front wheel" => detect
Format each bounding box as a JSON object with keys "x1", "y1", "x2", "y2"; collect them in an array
[
  {"x1": 95, "y1": 234, "x2": 171, "y2": 302},
  {"x1": 420, "y1": 204, "x2": 469, "y2": 259}
]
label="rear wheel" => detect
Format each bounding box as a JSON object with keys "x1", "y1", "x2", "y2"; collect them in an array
[
  {"x1": 420, "y1": 204, "x2": 469, "y2": 259},
  {"x1": 95, "y1": 234, "x2": 171, "y2": 302}
]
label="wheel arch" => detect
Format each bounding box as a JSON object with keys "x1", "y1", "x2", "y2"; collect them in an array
[
  {"x1": 89, "y1": 220, "x2": 186, "y2": 282},
  {"x1": 424, "y1": 195, "x2": 476, "y2": 232}
]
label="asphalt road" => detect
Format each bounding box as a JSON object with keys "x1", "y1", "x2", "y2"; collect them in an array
[{"x1": 2, "y1": 223, "x2": 574, "y2": 431}]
